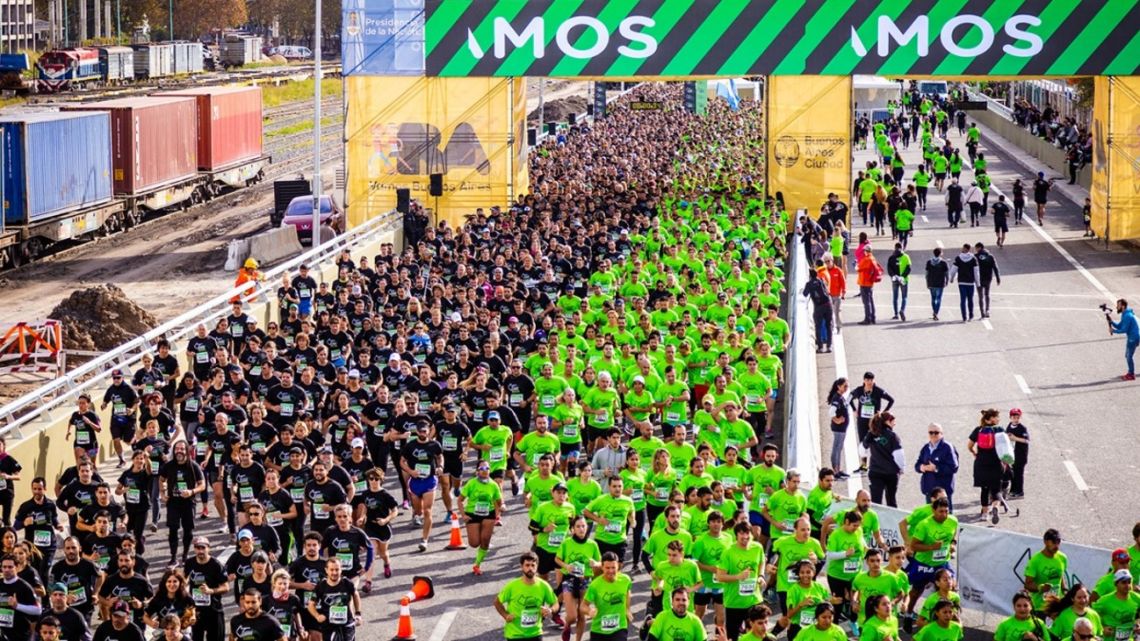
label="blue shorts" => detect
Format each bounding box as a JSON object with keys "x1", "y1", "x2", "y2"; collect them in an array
[
  {"x1": 748, "y1": 510, "x2": 771, "y2": 536},
  {"x1": 906, "y1": 559, "x2": 951, "y2": 589},
  {"x1": 409, "y1": 476, "x2": 438, "y2": 498}
]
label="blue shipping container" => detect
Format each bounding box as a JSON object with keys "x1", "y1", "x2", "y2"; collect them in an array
[{"x1": 0, "y1": 112, "x2": 113, "y2": 225}]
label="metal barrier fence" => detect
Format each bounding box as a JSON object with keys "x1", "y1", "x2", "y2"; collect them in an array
[
  {"x1": 0, "y1": 209, "x2": 401, "y2": 439},
  {"x1": 784, "y1": 215, "x2": 822, "y2": 482}
]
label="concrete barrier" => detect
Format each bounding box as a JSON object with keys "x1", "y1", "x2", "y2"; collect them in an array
[
  {"x1": 967, "y1": 107, "x2": 1091, "y2": 189},
  {"x1": 224, "y1": 238, "x2": 252, "y2": 271},
  {"x1": 249, "y1": 225, "x2": 304, "y2": 266}
]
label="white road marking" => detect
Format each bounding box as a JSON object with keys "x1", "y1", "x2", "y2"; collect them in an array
[
  {"x1": 1063, "y1": 460, "x2": 1090, "y2": 492},
  {"x1": 991, "y1": 184, "x2": 1116, "y2": 301},
  {"x1": 921, "y1": 215, "x2": 929, "y2": 223},
  {"x1": 428, "y1": 609, "x2": 458, "y2": 641},
  {"x1": 1014, "y1": 374, "x2": 1032, "y2": 395},
  {"x1": 935, "y1": 240, "x2": 944, "y2": 249},
  {"x1": 831, "y1": 333, "x2": 863, "y2": 495},
  {"x1": 982, "y1": 319, "x2": 993, "y2": 330},
  {"x1": 995, "y1": 292, "x2": 1118, "y2": 299}
]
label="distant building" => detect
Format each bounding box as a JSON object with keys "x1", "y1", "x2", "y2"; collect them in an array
[{"x1": 0, "y1": 0, "x2": 35, "y2": 52}]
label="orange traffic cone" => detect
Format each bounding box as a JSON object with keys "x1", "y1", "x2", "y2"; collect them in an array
[
  {"x1": 404, "y1": 576, "x2": 435, "y2": 603},
  {"x1": 392, "y1": 598, "x2": 415, "y2": 640},
  {"x1": 445, "y1": 512, "x2": 465, "y2": 550}
]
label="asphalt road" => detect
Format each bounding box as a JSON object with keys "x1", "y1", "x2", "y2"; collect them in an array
[{"x1": 817, "y1": 116, "x2": 1140, "y2": 553}]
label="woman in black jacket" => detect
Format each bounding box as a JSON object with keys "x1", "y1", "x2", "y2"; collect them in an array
[
  {"x1": 863, "y1": 411, "x2": 905, "y2": 507},
  {"x1": 826, "y1": 378, "x2": 850, "y2": 480},
  {"x1": 968, "y1": 408, "x2": 1006, "y2": 523}
]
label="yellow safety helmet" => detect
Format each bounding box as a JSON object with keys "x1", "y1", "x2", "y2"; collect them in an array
[{"x1": 244, "y1": 258, "x2": 259, "y2": 269}]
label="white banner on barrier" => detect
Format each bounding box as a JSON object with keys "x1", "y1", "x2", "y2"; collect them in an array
[{"x1": 826, "y1": 500, "x2": 1113, "y2": 617}]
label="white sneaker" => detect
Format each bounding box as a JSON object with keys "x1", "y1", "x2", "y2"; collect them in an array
[
  {"x1": 412, "y1": 515, "x2": 423, "y2": 527},
  {"x1": 417, "y1": 540, "x2": 427, "y2": 552}
]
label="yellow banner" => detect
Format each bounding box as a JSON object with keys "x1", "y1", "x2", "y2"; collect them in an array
[
  {"x1": 512, "y1": 77, "x2": 529, "y2": 202},
  {"x1": 766, "y1": 76, "x2": 852, "y2": 214},
  {"x1": 1091, "y1": 76, "x2": 1110, "y2": 238},
  {"x1": 1108, "y1": 77, "x2": 1140, "y2": 241},
  {"x1": 346, "y1": 77, "x2": 517, "y2": 229}
]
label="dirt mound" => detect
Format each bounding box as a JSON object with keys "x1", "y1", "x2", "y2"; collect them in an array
[
  {"x1": 528, "y1": 96, "x2": 589, "y2": 125},
  {"x1": 268, "y1": 54, "x2": 288, "y2": 64},
  {"x1": 49, "y1": 285, "x2": 158, "y2": 352}
]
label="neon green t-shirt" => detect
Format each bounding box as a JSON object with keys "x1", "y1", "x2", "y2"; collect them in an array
[
  {"x1": 497, "y1": 577, "x2": 557, "y2": 639},
  {"x1": 584, "y1": 574, "x2": 633, "y2": 634}
]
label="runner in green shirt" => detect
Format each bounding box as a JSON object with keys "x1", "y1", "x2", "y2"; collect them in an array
[
  {"x1": 623, "y1": 377, "x2": 656, "y2": 424},
  {"x1": 916, "y1": 569, "x2": 960, "y2": 629},
  {"x1": 648, "y1": 589, "x2": 707, "y2": 641},
  {"x1": 582, "y1": 374, "x2": 620, "y2": 447},
  {"x1": 652, "y1": 540, "x2": 703, "y2": 611},
  {"x1": 645, "y1": 452, "x2": 679, "y2": 523},
  {"x1": 690, "y1": 511, "x2": 732, "y2": 627},
  {"x1": 782, "y1": 561, "x2": 832, "y2": 638},
  {"x1": 628, "y1": 422, "x2": 665, "y2": 472},
  {"x1": 555, "y1": 515, "x2": 601, "y2": 640},
  {"x1": 534, "y1": 365, "x2": 568, "y2": 419},
  {"x1": 584, "y1": 476, "x2": 636, "y2": 559},
  {"x1": 742, "y1": 603, "x2": 778, "y2": 641},
  {"x1": 583, "y1": 554, "x2": 633, "y2": 637},
  {"x1": 531, "y1": 482, "x2": 575, "y2": 582},
  {"x1": 1023, "y1": 529, "x2": 1068, "y2": 612},
  {"x1": 458, "y1": 462, "x2": 503, "y2": 574},
  {"x1": 906, "y1": 499, "x2": 958, "y2": 619},
  {"x1": 861, "y1": 594, "x2": 901, "y2": 641},
  {"x1": 524, "y1": 456, "x2": 565, "y2": 520},
  {"x1": 824, "y1": 509, "x2": 867, "y2": 605},
  {"x1": 1092, "y1": 571, "x2": 1140, "y2": 641},
  {"x1": 715, "y1": 403, "x2": 758, "y2": 463},
  {"x1": 793, "y1": 604, "x2": 849, "y2": 641},
  {"x1": 494, "y1": 552, "x2": 558, "y2": 640},
  {"x1": 644, "y1": 505, "x2": 693, "y2": 569},
  {"x1": 566, "y1": 462, "x2": 603, "y2": 514},
  {"x1": 913, "y1": 599, "x2": 963, "y2": 641},
  {"x1": 771, "y1": 518, "x2": 825, "y2": 596},
  {"x1": 716, "y1": 522, "x2": 767, "y2": 638},
  {"x1": 470, "y1": 413, "x2": 515, "y2": 490},
  {"x1": 656, "y1": 368, "x2": 691, "y2": 434},
  {"x1": 664, "y1": 426, "x2": 698, "y2": 474},
  {"x1": 994, "y1": 593, "x2": 1049, "y2": 641},
  {"x1": 746, "y1": 444, "x2": 786, "y2": 544},
  {"x1": 761, "y1": 470, "x2": 806, "y2": 541},
  {"x1": 852, "y1": 549, "x2": 900, "y2": 626},
  {"x1": 513, "y1": 417, "x2": 561, "y2": 474},
  {"x1": 711, "y1": 446, "x2": 748, "y2": 502}
]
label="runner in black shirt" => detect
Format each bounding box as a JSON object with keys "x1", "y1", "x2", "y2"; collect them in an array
[
  {"x1": 402, "y1": 422, "x2": 444, "y2": 552},
  {"x1": 14, "y1": 477, "x2": 61, "y2": 577},
  {"x1": 241, "y1": 508, "x2": 282, "y2": 562},
  {"x1": 80, "y1": 511, "x2": 120, "y2": 574},
  {"x1": 43, "y1": 588, "x2": 91, "y2": 641},
  {"x1": 265, "y1": 371, "x2": 307, "y2": 429},
  {"x1": 0, "y1": 554, "x2": 42, "y2": 641},
  {"x1": 352, "y1": 469, "x2": 397, "y2": 589},
  {"x1": 231, "y1": 590, "x2": 284, "y2": 641},
  {"x1": 50, "y1": 537, "x2": 100, "y2": 619},
  {"x1": 278, "y1": 451, "x2": 312, "y2": 559},
  {"x1": 116, "y1": 452, "x2": 152, "y2": 555},
  {"x1": 257, "y1": 471, "x2": 298, "y2": 564},
  {"x1": 287, "y1": 534, "x2": 326, "y2": 636},
  {"x1": 92, "y1": 602, "x2": 144, "y2": 641},
  {"x1": 97, "y1": 553, "x2": 152, "y2": 628},
  {"x1": 143, "y1": 569, "x2": 195, "y2": 630},
  {"x1": 434, "y1": 405, "x2": 471, "y2": 515},
  {"x1": 236, "y1": 554, "x2": 274, "y2": 605},
  {"x1": 184, "y1": 537, "x2": 229, "y2": 641},
  {"x1": 101, "y1": 371, "x2": 138, "y2": 467},
  {"x1": 306, "y1": 560, "x2": 361, "y2": 641},
  {"x1": 68, "y1": 394, "x2": 102, "y2": 462},
  {"x1": 1032, "y1": 172, "x2": 1052, "y2": 224},
  {"x1": 159, "y1": 442, "x2": 206, "y2": 565},
  {"x1": 264, "y1": 572, "x2": 304, "y2": 641},
  {"x1": 230, "y1": 448, "x2": 267, "y2": 527},
  {"x1": 303, "y1": 463, "x2": 347, "y2": 533},
  {"x1": 320, "y1": 506, "x2": 371, "y2": 583}
]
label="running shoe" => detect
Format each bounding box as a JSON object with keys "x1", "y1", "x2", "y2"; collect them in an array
[
  {"x1": 361, "y1": 579, "x2": 372, "y2": 594},
  {"x1": 383, "y1": 564, "x2": 392, "y2": 579},
  {"x1": 835, "y1": 472, "x2": 850, "y2": 480},
  {"x1": 417, "y1": 540, "x2": 427, "y2": 552},
  {"x1": 472, "y1": 564, "x2": 482, "y2": 576},
  {"x1": 991, "y1": 510, "x2": 1000, "y2": 525}
]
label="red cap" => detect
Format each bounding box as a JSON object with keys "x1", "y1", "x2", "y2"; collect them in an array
[
  {"x1": 1009, "y1": 408, "x2": 1022, "y2": 416},
  {"x1": 1113, "y1": 549, "x2": 1131, "y2": 563}
]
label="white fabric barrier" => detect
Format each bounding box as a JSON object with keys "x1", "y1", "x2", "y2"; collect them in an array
[
  {"x1": 826, "y1": 500, "x2": 1112, "y2": 616},
  {"x1": 786, "y1": 223, "x2": 821, "y2": 482}
]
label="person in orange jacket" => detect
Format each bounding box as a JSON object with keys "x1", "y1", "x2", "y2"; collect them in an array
[
  {"x1": 857, "y1": 247, "x2": 882, "y2": 325},
  {"x1": 823, "y1": 255, "x2": 847, "y2": 332},
  {"x1": 230, "y1": 258, "x2": 265, "y2": 304}
]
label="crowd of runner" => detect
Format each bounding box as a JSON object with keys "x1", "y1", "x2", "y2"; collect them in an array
[{"x1": 0, "y1": 82, "x2": 1133, "y2": 641}]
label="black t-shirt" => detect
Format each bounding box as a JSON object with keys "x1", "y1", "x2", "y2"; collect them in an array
[
  {"x1": 320, "y1": 525, "x2": 370, "y2": 575},
  {"x1": 47, "y1": 605, "x2": 89, "y2": 641},
  {"x1": 225, "y1": 549, "x2": 256, "y2": 584},
  {"x1": 257, "y1": 489, "x2": 296, "y2": 529},
  {"x1": 279, "y1": 466, "x2": 313, "y2": 507},
  {"x1": 230, "y1": 612, "x2": 284, "y2": 641},
  {"x1": 184, "y1": 557, "x2": 228, "y2": 610},
  {"x1": 0, "y1": 576, "x2": 39, "y2": 640},
  {"x1": 69, "y1": 411, "x2": 101, "y2": 450},
  {"x1": 14, "y1": 496, "x2": 59, "y2": 548},
  {"x1": 117, "y1": 468, "x2": 153, "y2": 510},
  {"x1": 266, "y1": 385, "x2": 307, "y2": 426},
  {"x1": 434, "y1": 420, "x2": 471, "y2": 460},
  {"x1": 50, "y1": 558, "x2": 100, "y2": 613},
  {"x1": 401, "y1": 439, "x2": 443, "y2": 479},
  {"x1": 1006, "y1": 423, "x2": 1030, "y2": 461},
  {"x1": 312, "y1": 580, "x2": 358, "y2": 627},
  {"x1": 92, "y1": 620, "x2": 145, "y2": 641},
  {"x1": 304, "y1": 480, "x2": 347, "y2": 529},
  {"x1": 352, "y1": 489, "x2": 398, "y2": 524},
  {"x1": 161, "y1": 459, "x2": 205, "y2": 504},
  {"x1": 264, "y1": 594, "x2": 303, "y2": 638},
  {"x1": 244, "y1": 523, "x2": 282, "y2": 556},
  {"x1": 287, "y1": 557, "x2": 326, "y2": 606},
  {"x1": 98, "y1": 572, "x2": 154, "y2": 626},
  {"x1": 991, "y1": 201, "x2": 1010, "y2": 222},
  {"x1": 231, "y1": 462, "x2": 267, "y2": 508},
  {"x1": 82, "y1": 532, "x2": 123, "y2": 572},
  {"x1": 1033, "y1": 178, "x2": 1050, "y2": 202},
  {"x1": 144, "y1": 592, "x2": 195, "y2": 624}
]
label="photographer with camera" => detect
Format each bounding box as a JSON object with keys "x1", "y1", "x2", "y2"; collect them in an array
[{"x1": 1105, "y1": 299, "x2": 1140, "y2": 380}]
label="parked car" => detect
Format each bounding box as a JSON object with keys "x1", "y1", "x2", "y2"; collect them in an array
[
  {"x1": 280, "y1": 194, "x2": 343, "y2": 244},
  {"x1": 268, "y1": 46, "x2": 313, "y2": 60}
]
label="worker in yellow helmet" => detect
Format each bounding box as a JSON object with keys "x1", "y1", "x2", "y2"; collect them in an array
[{"x1": 230, "y1": 257, "x2": 265, "y2": 304}]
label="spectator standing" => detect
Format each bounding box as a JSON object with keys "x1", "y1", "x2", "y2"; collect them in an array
[
  {"x1": 887, "y1": 243, "x2": 911, "y2": 322},
  {"x1": 949, "y1": 245, "x2": 980, "y2": 323},
  {"x1": 924, "y1": 248, "x2": 949, "y2": 321},
  {"x1": 967, "y1": 409, "x2": 1007, "y2": 524},
  {"x1": 913, "y1": 423, "x2": 959, "y2": 511},
  {"x1": 856, "y1": 247, "x2": 882, "y2": 326},
  {"x1": 1006, "y1": 409, "x2": 1030, "y2": 498},
  {"x1": 863, "y1": 412, "x2": 905, "y2": 508},
  {"x1": 826, "y1": 378, "x2": 850, "y2": 480}
]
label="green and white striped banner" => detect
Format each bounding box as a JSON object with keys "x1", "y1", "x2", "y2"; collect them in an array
[{"x1": 419, "y1": 0, "x2": 1140, "y2": 78}]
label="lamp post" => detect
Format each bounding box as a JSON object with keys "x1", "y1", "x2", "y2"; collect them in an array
[
  {"x1": 311, "y1": 0, "x2": 322, "y2": 248},
  {"x1": 168, "y1": 0, "x2": 173, "y2": 39}
]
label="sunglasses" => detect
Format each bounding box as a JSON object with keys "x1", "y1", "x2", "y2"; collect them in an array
[
  {"x1": 1076, "y1": 635, "x2": 1094, "y2": 640},
  {"x1": 929, "y1": 431, "x2": 941, "y2": 435}
]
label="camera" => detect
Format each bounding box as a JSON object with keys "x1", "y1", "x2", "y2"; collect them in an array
[{"x1": 1099, "y1": 303, "x2": 1111, "y2": 313}]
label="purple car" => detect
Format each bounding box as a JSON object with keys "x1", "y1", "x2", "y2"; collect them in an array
[{"x1": 280, "y1": 195, "x2": 343, "y2": 244}]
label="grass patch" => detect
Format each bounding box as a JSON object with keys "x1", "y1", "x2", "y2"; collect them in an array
[
  {"x1": 266, "y1": 116, "x2": 336, "y2": 137},
  {"x1": 262, "y1": 78, "x2": 342, "y2": 108}
]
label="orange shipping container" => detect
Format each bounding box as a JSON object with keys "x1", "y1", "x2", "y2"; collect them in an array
[
  {"x1": 63, "y1": 96, "x2": 197, "y2": 195},
  {"x1": 159, "y1": 85, "x2": 264, "y2": 171}
]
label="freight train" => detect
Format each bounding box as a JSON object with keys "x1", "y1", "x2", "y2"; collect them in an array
[
  {"x1": 35, "y1": 42, "x2": 209, "y2": 93},
  {"x1": 0, "y1": 85, "x2": 268, "y2": 268}
]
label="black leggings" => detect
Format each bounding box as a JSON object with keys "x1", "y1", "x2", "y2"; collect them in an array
[
  {"x1": 631, "y1": 508, "x2": 647, "y2": 571},
  {"x1": 374, "y1": 447, "x2": 410, "y2": 503},
  {"x1": 0, "y1": 491, "x2": 12, "y2": 528},
  {"x1": 167, "y1": 502, "x2": 196, "y2": 559},
  {"x1": 980, "y1": 482, "x2": 1003, "y2": 507},
  {"x1": 868, "y1": 471, "x2": 899, "y2": 507},
  {"x1": 126, "y1": 507, "x2": 149, "y2": 554},
  {"x1": 725, "y1": 607, "x2": 750, "y2": 641},
  {"x1": 192, "y1": 607, "x2": 225, "y2": 641}
]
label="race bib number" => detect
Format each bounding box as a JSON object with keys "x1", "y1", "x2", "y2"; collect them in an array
[
  {"x1": 787, "y1": 569, "x2": 798, "y2": 583},
  {"x1": 126, "y1": 488, "x2": 141, "y2": 504},
  {"x1": 195, "y1": 442, "x2": 207, "y2": 457},
  {"x1": 600, "y1": 614, "x2": 621, "y2": 633},
  {"x1": 474, "y1": 502, "x2": 491, "y2": 516},
  {"x1": 281, "y1": 624, "x2": 292, "y2": 638},
  {"x1": 738, "y1": 579, "x2": 756, "y2": 596},
  {"x1": 562, "y1": 425, "x2": 578, "y2": 438},
  {"x1": 239, "y1": 486, "x2": 254, "y2": 502},
  {"x1": 594, "y1": 410, "x2": 609, "y2": 425},
  {"x1": 266, "y1": 510, "x2": 283, "y2": 527},
  {"x1": 604, "y1": 520, "x2": 623, "y2": 534},
  {"x1": 313, "y1": 503, "x2": 330, "y2": 519},
  {"x1": 33, "y1": 530, "x2": 52, "y2": 547},
  {"x1": 509, "y1": 394, "x2": 524, "y2": 406},
  {"x1": 415, "y1": 464, "x2": 431, "y2": 478},
  {"x1": 354, "y1": 480, "x2": 367, "y2": 494},
  {"x1": 489, "y1": 450, "x2": 504, "y2": 462},
  {"x1": 1116, "y1": 630, "x2": 1132, "y2": 641},
  {"x1": 655, "y1": 487, "x2": 670, "y2": 501},
  {"x1": 280, "y1": 403, "x2": 294, "y2": 417},
  {"x1": 631, "y1": 489, "x2": 644, "y2": 503},
  {"x1": 290, "y1": 487, "x2": 305, "y2": 502},
  {"x1": 69, "y1": 587, "x2": 86, "y2": 606},
  {"x1": 329, "y1": 605, "x2": 348, "y2": 625},
  {"x1": 150, "y1": 460, "x2": 160, "y2": 475},
  {"x1": 76, "y1": 432, "x2": 90, "y2": 446},
  {"x1": 799, "y1": 609, "x2": 816, "y2": 627},
  {"x1": 746, "y1": 394, "x2": 762, "y2": 407},
  {"x1": 520, "y1": 610, "x2": 540, "y2": 629},
  {"x1": 541, "y1": 396, "x2": 556, "y2": 409},
  {"x1": 442, "y1": 437, "x2": 458, "y2": 451},
  {"x1": 0, "y1": 608, "x2": 13, "y2": 627},
  {"x1": 860, "y1": 403, "x2": 874, "y2": 419},
  {"x1": 113, "y1": 402, "x2": 127, "y2": 416},
  {"x1": 932, "y1": 547, "x2": 949, "y2": 563},
  {"x1": 721, "y1": 477, "x2": 738, "y2": 490},
  {"x1": 548, "y1": 529, "x2": 566, "y2": 546},
  {"x1": 185, "y1": 398, "x2": 199, "y2": 412},
  {"x1": 843, "y1": 558, "x2": 860, "y2": 574},
  {"x1": 192, "y1": 588, "x2": 211, "y2": 606},
  {"x1": 666, "y1": 412, "x2": 680, "y2": 423},
  {"x1": 195, "y1": 351, "x2": 209, "y2": 364},
  {"x1": 755, "y1": 494, "x2": 769, "y2": 507},
  {"x1": 337, "y1": 553, "x2": 354, "y2": 571}
]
